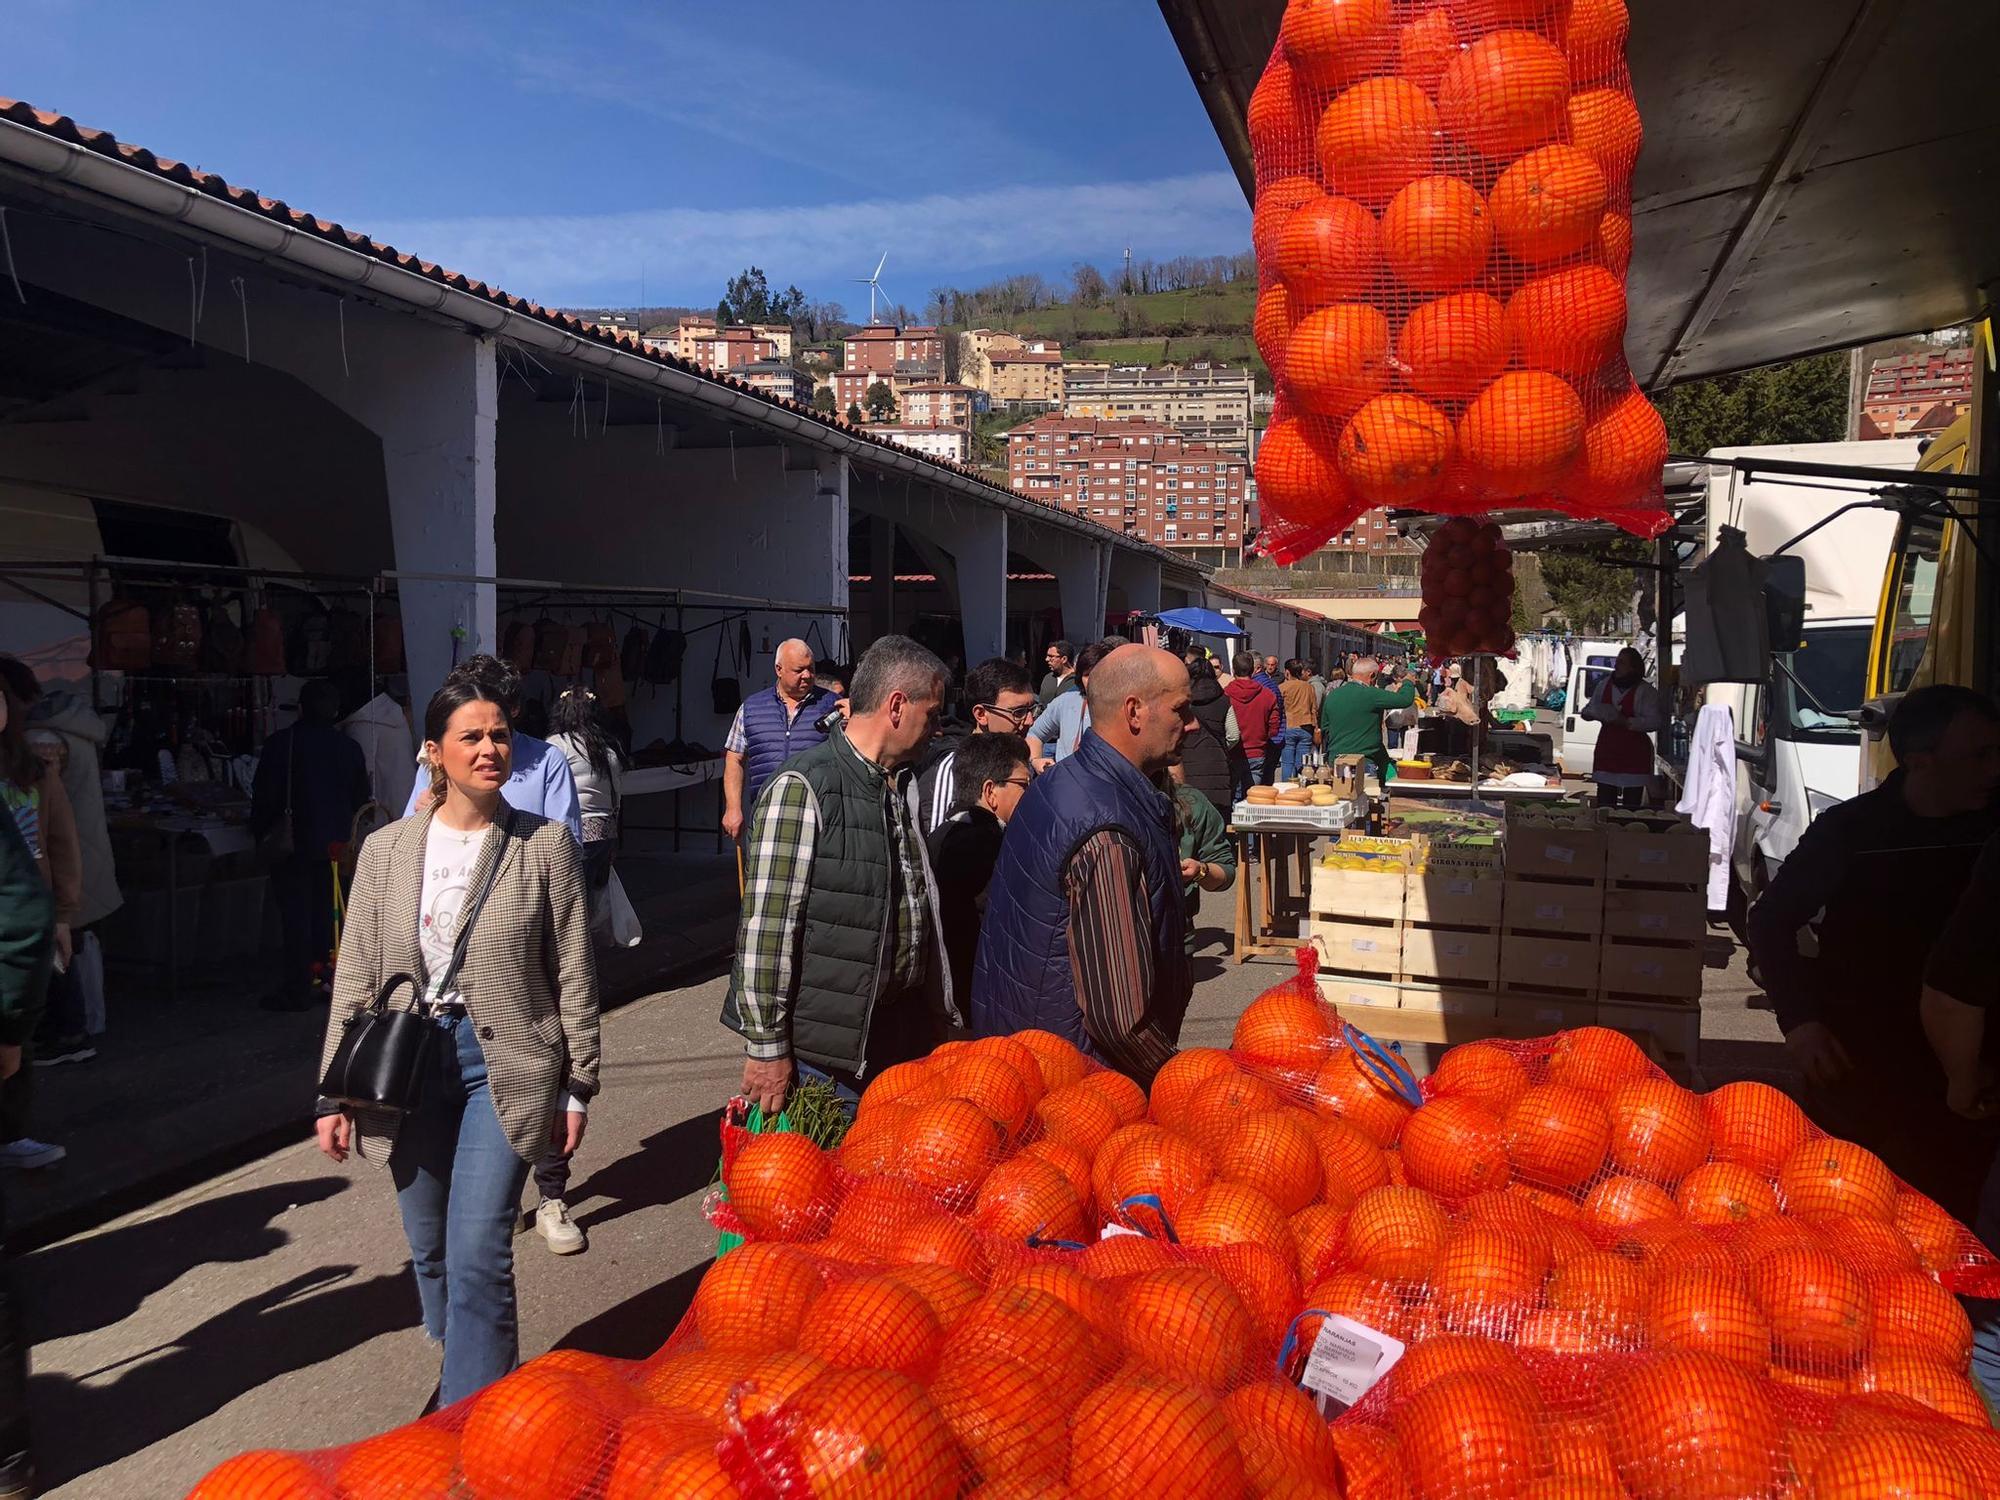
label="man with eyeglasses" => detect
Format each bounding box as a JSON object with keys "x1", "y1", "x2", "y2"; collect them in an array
[
  {"x1": 915, "y1": 657, "x2": 1038, "y2": 834},
  {"x1": 926, "y1": 733, "x2": 1034, "y2": 1005}
]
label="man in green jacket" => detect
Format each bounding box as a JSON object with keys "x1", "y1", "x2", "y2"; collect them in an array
[
  {"x1": 0, "y1": 814, "x2": 50, "y2": 1497},
  {"x1": 1319, "y1": 655, "x2": 1418, "y2": 786}
]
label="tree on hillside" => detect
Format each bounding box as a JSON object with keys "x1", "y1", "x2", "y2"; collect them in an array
[
  {"x1": 1072, "y1": 263, "x2": 1110, "y2": 306},
  {"x1": 864, "y1": 382, "x2": 897, "y2": 422},
  {"x1": 801, "y1": 299, "x2": 848, "y2": 342},
  {"x1": 811, "y1": 387, "x2": 836, "y2": 414},
  {"x1": 846, "y1": 402, "x2": 864, "y2": 424},
  {"x1": 1657, "y1": 351, "x2": 1849, "y2": 454},
  {"x1": 717, "y1": 267, "x2": 808, "y2": 327}
]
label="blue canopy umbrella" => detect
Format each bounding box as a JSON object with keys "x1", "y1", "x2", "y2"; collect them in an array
[{"x1": 1154, "y1": 606, "x2": 1245, "y2": 636}]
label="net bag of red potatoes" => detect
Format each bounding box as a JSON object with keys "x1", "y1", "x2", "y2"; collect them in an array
[
  {"x1": 1251, "y1": 0, "x2": 1673, "y2": 563},
  {"x1": 191, "y1": 954, "x2": 2000, "y2": 1498}
]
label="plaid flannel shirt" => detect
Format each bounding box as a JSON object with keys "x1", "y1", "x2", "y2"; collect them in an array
[{"x1": 734, "y1": 735, "x2": 931, "y2": 1061}]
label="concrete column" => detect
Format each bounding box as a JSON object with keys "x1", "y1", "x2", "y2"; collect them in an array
[
  {"x1": 869, "y1": 517, "x2": 897, "y2": 646},
  {"x1": 816, "y1": 452, "x2": 852, "y2": 649},
  {"x1": 1026, "y1": 529, "x2": 1108, "y2": 645},
  {"x1": 946, "y1": 509, "x2": 1008, "y2": 664},
  {"x1": 1110, "y1": 550, "x2": 1162, "y2": 618}
]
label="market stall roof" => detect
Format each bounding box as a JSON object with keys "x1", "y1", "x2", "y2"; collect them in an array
[
  {"x1": 1156, "y1": 0, "x2": 2000, "y2": 388},
  {"x1": 1390, "y1": 465, "x2": 1710, "y2": 553},
  {"x1": 0, "y1": 96, "x2": 1207, "y2": 584}
]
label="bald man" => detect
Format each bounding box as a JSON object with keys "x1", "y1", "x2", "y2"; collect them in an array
[
  {"x1": 724, "y1": 637, "x2": 837, "y2": 838},
  {"x1": 971, "y1": 645, "x2": 1198, "y2": 1085}
]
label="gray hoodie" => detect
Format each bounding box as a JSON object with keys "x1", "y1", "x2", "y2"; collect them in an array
[{"x1": 30, "y1": 688, "x2": 122, "y2": 927}]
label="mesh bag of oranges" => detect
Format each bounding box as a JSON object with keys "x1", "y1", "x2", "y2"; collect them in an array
[{"x1": 1251, "y1": 0, "x2": 1672, "y2": 563}]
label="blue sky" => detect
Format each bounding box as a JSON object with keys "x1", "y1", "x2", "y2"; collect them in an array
[{"x1": 5, "y1": 0, "x2": 1252, "y2": 312}]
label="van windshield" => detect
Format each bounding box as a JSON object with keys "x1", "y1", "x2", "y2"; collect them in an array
[{"x1": 1782, "y1": 624, "x2": 1872, "y2": 737}]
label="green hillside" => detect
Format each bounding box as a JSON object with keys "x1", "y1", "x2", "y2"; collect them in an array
[{"x1": 1009, "y1": 281, "x2": 1257, "y2": 340}]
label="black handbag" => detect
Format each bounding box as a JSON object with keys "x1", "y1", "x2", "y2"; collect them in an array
[
  {"x1": 317, "y1": 818, "x2": 507, "y2": 1112},
  {"x1": 710, "y1": 622, "x2": 743, "y2": 716}
]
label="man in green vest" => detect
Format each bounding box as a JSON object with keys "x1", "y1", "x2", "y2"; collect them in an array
[
  {"x1": 1319, "y1": 654, "x2": 1418, "y2": 786},
  {"x1": 725, "y1": 635, "x2": 958, "y2": 1117}
]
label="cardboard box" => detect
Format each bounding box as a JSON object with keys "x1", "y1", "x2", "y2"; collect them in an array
[
  {"x1": 1604, "y1": 820, "x2": 1709, "y2": 885},
  {"x1": 1500, "y1": 933, "x2": 1600, "y2": 990},
  {"x1": 1308, "y1": 919, "x2": 1402, "y2": 976},
  {"x1": 1310, "y1": 862, "x2": 1408, "y2": 922},
  {"x1": 1603, "y1": 886, "x2": 1707, "y2": 945},
  {"x1": 1404, "y1": 870, "x2": 1504, "y2": 926},
  {"x1": 1503, "y1": 879, "x2": 1604, "y2": 935},
  {"x1": 1401, "y1": 926, "x2": 1502, "y2": 984},
  {"x1": 1598, "y1": 938, "x2": 1703, "y2": 999}
]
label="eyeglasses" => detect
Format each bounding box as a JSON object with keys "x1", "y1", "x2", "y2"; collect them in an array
[
  {"x1": 1002, "y1": 776, "x2": 1033, "y2": 790},
  {"x1": 979, "y1": 702, "x2": 1037, "y2": 726}
]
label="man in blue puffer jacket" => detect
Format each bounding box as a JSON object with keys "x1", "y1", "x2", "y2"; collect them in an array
[{"x1": 970, "y1": 645, "x2": 1196, "y2": 1086}]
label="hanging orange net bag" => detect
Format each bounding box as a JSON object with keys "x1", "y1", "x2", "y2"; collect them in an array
[{"x1": 1250, "y1": 0, "x2": 1672, "y2": 564}]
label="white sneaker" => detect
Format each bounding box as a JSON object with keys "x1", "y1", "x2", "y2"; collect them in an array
[
  {"x1": 0, "y1": 1139, "x2": 65, "y2": 1170},
  {"x1": 535, "y1": 1198, "x2": 586, "y2": 1255}
]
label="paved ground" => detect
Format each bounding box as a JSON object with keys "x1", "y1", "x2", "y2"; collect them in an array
[{"x1": 25, "y1": 887, "x2": 1785, "y2": 1497}]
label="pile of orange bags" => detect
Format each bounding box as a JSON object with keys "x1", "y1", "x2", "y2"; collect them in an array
[
  {"x1": 1250, "y1": 0, "x2": 1672, "y2": 564},
  {"x1": 189, "y1": 952, "x2": 2000, "y2": 1498}
]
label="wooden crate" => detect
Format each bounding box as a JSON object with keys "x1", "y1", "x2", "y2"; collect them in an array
[
  {"x1": 1500, "y1": 932, "x2": 1600, "y2": 993},
  {"x1": 1598, "y1": 938, "x2": 1704, "y2": 1000},
  {"x1": 1604, "y1": 820, "x2": 1709, "y2": 886},
  {"x1": 1307, "y1": 917, "x2": 1402, "y2": 975},
  {"x1": 1497, "y1": 991, "x2": 1601, "y2": 1033},
  {"x1": 1405, "y1": 870, "x2": 1503, "y2": 926},
  {"x1": 1309, "y1": 862, "x2": 1408, "y2": 922},
  {"x1": 1602, "y1": 886, "x2": 1706, "y2": 945},
  {"x1": 1400, "y1": 984, "x2": 1499, "y2": 1019},
  {"x1": 1598, "y1": 996, "x2": 1702, "y2": 1064},
  {"x1": 1502, "y1": 878, "x2": 1604, "y2": 936},
  {"x1": 1315, "y1": 972, "x2": 1402, "y2": 1011},
  {"x1": 1401, "y1": 925, "x2": 1502, "y2": 986},
  {"x1": 1504, "y1": 822, "x2": 1606, "y2": 880}
]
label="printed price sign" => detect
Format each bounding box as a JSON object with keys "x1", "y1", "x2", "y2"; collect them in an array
[{"x1": 1300, "y1": 1314, "x2": 1405, "y2": 1417}]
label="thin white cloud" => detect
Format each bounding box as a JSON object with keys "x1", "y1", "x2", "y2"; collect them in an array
[{"x1": 370, "y1": 172, "x2": 1252, "y2": 306}]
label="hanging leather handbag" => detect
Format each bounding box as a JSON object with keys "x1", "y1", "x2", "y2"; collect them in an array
[
  {"x1": 710, "y1": 623, "x2": 743, "y2": 715},
  {"x1": 317, "y1": 818, "x2": 507, "y2": 1112}
]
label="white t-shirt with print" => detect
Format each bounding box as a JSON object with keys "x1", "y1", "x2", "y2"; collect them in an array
[{"x1": 420, "y1": 821, "x2": 492, "y2": 1010}]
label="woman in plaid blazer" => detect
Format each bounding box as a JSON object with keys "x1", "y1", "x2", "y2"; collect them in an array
[{"x1": 316, "y1": 674, "x2": 600, "y2": 1407}]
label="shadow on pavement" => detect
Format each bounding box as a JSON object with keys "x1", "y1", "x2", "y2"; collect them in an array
[
  {"x1": 29, "y1": 1261, "x2": 419, "y2": 1488},
  {"x1": 557, "y1": 1259, "x2": 709, "y2": 1362},
  {"x1": 566, "y1": 1109, "x2": 724, "y2": 1236},
  {"x1": 24, "y1": 1176, "x2": 349, "y2": 1345}
]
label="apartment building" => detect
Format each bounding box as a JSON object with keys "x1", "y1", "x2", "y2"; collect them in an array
[
  {"x1": 1859, "y1": 345, "x2": 1974, "y2": 438},
  {"x1": 960, "y1": 330, "x2": 1062, "y2": 398},
  {"x1": 843, "y1": 324, "x2": 944, "y2": 378},
  {"x1": 866, "y1": 425, "x2": 971, "y2": 464},
  {"x1": 989, "y1": 349, "x2": 1066, "y2": 408},
  {"x1": 1064, "y1": 362, "x2": 1256, "y2": 457},
  {"x1": 731, "y1": 359, "x2": 811, "y2": 406},
  {"x1": 1007, "y1": 414, "x2": 1247, "y2": 552},
  {"x1": 674, "y1": 318, "x2": 796, "y2": 372},
  {"x1": 900, "y1": 383, "x2": 978, "y2": 429}
]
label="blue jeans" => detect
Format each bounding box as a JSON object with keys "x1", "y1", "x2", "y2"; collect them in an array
[
  {"x1": 390, "y1": 1014, "x2": 532, "y2": 1407},
  {"x1": 1278, "y1": 727, "x2": 1314, "y2": 782}
]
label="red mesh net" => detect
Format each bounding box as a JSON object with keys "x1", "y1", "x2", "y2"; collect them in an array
[
  {"x1": 190, "y1": 961, "x2": 2000, "y2": 1497},
  {"x1": 1250, "y1": 0, "x2": 1672, "y2": 565}
]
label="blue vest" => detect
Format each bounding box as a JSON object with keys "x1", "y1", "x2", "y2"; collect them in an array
[
  {"x1": 970, "y1": 731, "x2": 1188, "y2": 1061},
  {"x1": 743, "y1": 686, "x2": 833, "y2": 812}
]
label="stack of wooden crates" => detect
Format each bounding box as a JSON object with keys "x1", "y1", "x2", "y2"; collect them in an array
[{"x1": 1308, "y1": 808, "x2": 1707, "y2": 1071}]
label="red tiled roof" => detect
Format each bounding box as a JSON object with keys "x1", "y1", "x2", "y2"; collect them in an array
[{"x1": 0, "y1": 97, "x2": 1029, "y2": 494}]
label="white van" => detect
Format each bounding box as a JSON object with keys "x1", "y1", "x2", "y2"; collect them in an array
[
  {"x1": 1697, "y1": 440, "x2": 1913, "y2": 898},
  {"x1": 1559, "y1": 639, "x2": 1638, "y2": 775}
]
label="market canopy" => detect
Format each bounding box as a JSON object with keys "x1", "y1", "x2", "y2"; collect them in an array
[
  {"x1": 1156, "y1": 605, "x2": 1247, "y2": 636},
  {"x1": 1156, "y1": 0, "x2": 2000, "y2": 387}
]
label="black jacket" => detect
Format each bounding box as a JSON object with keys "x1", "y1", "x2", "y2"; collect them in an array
[
  {"x1": 1182, "y1": 676, "x2": 1235, "y2": 821},
  {"x1": 926, "y1": 806, "x2": 1005, "y2": 1009}
]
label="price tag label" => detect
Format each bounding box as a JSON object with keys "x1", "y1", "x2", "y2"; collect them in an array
[
  {"x1": 1300, "y1": 1314, "x2": 1405, "y2": 1416},
  {"x1": 1446, "y1": 878, "x2": 1475, "y2": 896},
  {"x1": 1101, "y1": 1221, "x2": 1142, "y2": 1240},
  {"x1": 1534, "y1": 902, "x2": 1566, "y2": 920},
  {"x1": 1638, "y1": 847, "x2": 1667, "y2": 865},
  {"x1": 1351, "y1": 938, "x2": 1379, "y2": 954},
  {"x1": 1639, "y1": 913, "x2": 1667, "y2": 932},
  {"x1": 1545, "y1": 844, "x2": 1576, "y2": 865}
]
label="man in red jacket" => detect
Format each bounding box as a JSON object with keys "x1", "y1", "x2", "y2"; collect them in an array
[{"x1": 1223, "y1": 650, "x2": 1281, "y2": 804}]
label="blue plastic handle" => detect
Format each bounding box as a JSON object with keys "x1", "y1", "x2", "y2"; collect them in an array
[
  {"x1": 1278, "y1": 1307, "x2": 1330, "y2": 1377},
  {"x1": 1341, "y1": 1021, "x2": 1424, "y2": 1108},
  {"x1": 1115, "y1": 1192, "x2": 1180, "y2": 1243}
]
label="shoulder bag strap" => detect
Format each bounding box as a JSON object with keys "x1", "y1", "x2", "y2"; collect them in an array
[{"x1": 420, "y1": 810, "x2": 513, "y2": 1003}]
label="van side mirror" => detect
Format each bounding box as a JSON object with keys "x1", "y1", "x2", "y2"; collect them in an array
[{"x1": 1763, "y1": 555, "x2": 1807, "y2": 655}]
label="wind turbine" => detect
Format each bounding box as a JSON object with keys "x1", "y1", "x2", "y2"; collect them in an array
[{"x1": 851, "y1": 253, "x2": 896, "y2": 325}]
